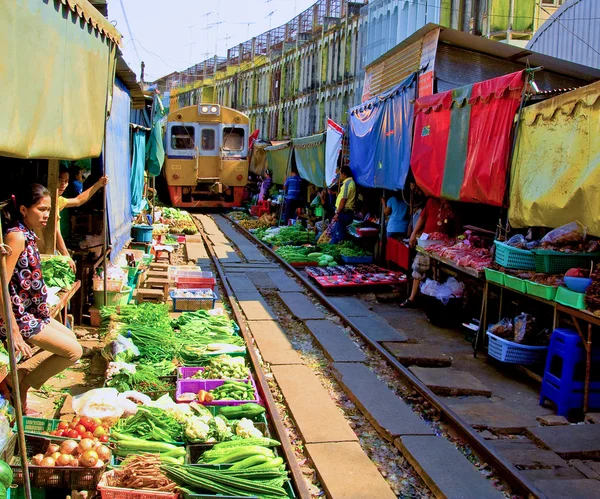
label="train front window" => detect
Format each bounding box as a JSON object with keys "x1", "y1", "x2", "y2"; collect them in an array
[
  {"x1": 171, "y1": 126, "x2": 195, "y2": 149},
  {"x1": 201, "y1": 129, "x2": 215, "y2": 151},
  {"x1": 222, "y1": 127, "x2": 244, "y2": 151}
]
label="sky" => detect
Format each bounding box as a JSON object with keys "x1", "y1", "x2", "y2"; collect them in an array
[{"x1": 109, "y1": 0, "x2": 319, "y2": 82}]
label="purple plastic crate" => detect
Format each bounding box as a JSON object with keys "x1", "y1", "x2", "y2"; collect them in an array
[
  {"x1": 178, "y1": 367, "x2": 204, "y2": 379},
  {"x1": 176, "y1": 378, "x2": 261, "y2": 406}
]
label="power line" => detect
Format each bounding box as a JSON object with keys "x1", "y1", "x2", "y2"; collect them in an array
[{"x1": 118, "y1": 0, "x2": 142, "y2": 64}]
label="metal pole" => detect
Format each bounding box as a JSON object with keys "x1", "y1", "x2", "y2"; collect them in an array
[
  {"x1": 378, "y1": 189, "x2": 386, "y2": 262},
  {"x1": 0, "y1": 225, "x2": 32, "y2": 499},
  {"x1": 103, "y1": 155, "x2": 108, "y2": 307}
]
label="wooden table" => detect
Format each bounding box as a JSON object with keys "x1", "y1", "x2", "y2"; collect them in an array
[{"x1": 49, "y1": 280, "x2": 81, "y2": 325}]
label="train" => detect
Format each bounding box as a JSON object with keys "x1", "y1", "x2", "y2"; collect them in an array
[{"x1": 164, "y1": 104, "x2": 249, "y2": 208}]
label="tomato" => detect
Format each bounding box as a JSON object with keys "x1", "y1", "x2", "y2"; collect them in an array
[
  {"x1": 87, "y1": 422, "x2": 98, "y2": 432},
  {"x1": 57, "y1": 421, "x2": 69, "y2": 430},
  {"x1": 79, "y1": 417, "x2": 93, "y2": 430},
  {"x1": 55, "y1": 430, "x2": 65, "y2": 437},
  {"x1": 75, "y1": 424, "x2": 86, "y2": 435},
  {"x1": 71, "y1": 416, "x2": 81, "y2": 425},
  {"x1": 82, "y1": 432, "x2": 94, "y2": 440},
  {"x1": 93, "y1": 426, "x2": 106, "y2": 437},
  {"x1": 98, "y1": 435, "x2": 109, "y2": 443},
  {"x1": 66, "y1": 429, "x2": 79, "y2": 439}
]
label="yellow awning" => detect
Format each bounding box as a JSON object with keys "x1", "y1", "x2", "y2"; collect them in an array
[
  {"x1": 0, "y1": 0, "x2": 121, "y2": 159},
  {"x1": 509, "y1": 81, "x2": 600, "y2": 237}
]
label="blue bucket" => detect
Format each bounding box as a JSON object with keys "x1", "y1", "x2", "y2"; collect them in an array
[{"x1": 132, "y1": 225, "x2": 153, "y2": 243}]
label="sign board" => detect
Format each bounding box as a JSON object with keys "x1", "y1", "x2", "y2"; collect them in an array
[{"x1": 418, "y1": 28, "x2": 440, "y2": 97}]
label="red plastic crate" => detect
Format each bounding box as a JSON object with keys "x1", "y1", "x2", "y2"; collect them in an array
[{"x1": 176, "y1": 277, "x2": 216, "y2": 290}]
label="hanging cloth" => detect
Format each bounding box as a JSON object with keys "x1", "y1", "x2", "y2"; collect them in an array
[
  {"x1": 293, "y1": 133, "x2": 326, "y2": 187},
  {"x1": 130, "y1": 130, "x2": 147, "y2": 215},
  {"x1": 146, "y1": 94, "x2": 166, "y2": 177},
  {"x1": 325, "y1": 118, "x2": 343, "y2": 186}
]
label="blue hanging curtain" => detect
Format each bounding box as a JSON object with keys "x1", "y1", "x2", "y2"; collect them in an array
[
  {"x1": 348, "y1": 73, "x2": 416, "y2": 190},
  {"x1": 130, "y1": 130, "x2": 147, "y2": 215},
  {"x1": 105, "y1": 79, "x2": 132, "y2": 263},
  {"x1": 146, "y1": 94, "x2": 166, "y2": 177},
  {"x1": 293, "y1": 133, "x2": 326, "y2": 187}
]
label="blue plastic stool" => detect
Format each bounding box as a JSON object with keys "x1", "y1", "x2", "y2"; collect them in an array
[{"x1": 540, "y1": 328, "x2": 600, "y2": 416}]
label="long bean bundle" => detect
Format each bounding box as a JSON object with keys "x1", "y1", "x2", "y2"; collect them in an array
[{"x1": 114, "y1": 407, "x2": 184, "y2": 442}]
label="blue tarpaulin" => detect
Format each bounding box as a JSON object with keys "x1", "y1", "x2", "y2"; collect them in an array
[
  {"x1": 130, "y1": 130, "x2": 147, "y2": 215},
  {"x1": 105, "y1": 79, "x2": 132, "y2": 263},
  {"x1": 348, "y1": 73, "x2": 416, "y2": 190},
  {"x1": 293, "y1": 133, "x2": 326, "y2": 187}
]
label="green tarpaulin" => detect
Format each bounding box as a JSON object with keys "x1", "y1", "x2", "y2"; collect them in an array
[
  {"x1": 293, "y1": 133, "x2": 326, "y2": 188},
  {"x1": 146, "y1": 94, "x2": 166, "y2": 177},
  {"x1": 265, "y1": 142, "x2": 292, "y2": 185}
]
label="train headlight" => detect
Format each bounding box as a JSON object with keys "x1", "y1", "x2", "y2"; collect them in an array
[
  {"x1": 201, "y1": 106, "x2": 209, "y2": 113},
  {"x1": 210, "y1": 106, "x2": 218, "y2": 113}
]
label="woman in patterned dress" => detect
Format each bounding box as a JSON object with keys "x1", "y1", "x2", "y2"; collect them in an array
[{"x1": 0, "y1": 184, "x2": 82, "y2": 415}]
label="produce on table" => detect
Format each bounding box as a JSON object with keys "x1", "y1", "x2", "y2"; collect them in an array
[
  {"x1": 29, "y1": 438, "x2": 111, "y2": 469},
  {"x1": 232, "y1": 418, "x2": 263, "y2": 438},
  {"x1": 227, "y1": 212, "x2": 251, "y2": 221},
  {"x1": 100, "y1": 303, "x2": 172, "y2": 330},
  {"x1": 425, "y1": 240, "x2": 492, "y2": 271},
  {"x1": 110, "y1": 433, "x2": 186, "y2": 464},
  {"x1": 113, "y1": 407, "x2": 184, "y2": 443},
  {"x1": 217, "y1": 403, "x2": 265, "y2": 421},
  {"x1": 104, "y1": 453, "x2": 177, "y2": 492},
  {"x1": 238, "y1": 213, "x2": 277, "y2": 230},
  {"x1": 184, "y1": 414, "x2": 233, "y2": 443},
  {"x1": 260, "y1": 225, "x2": 314, "y2": 246},
  {"x1": 160, "y1": 207, "x2": 198, "y2": 234},
  {"x1": 105, "y1": 363, "x2": 174, "y2": 394},
  {"x1": 41, "y1": 256, "x2": 76, "y2": 289},
  {"x1": 210, "y1": 380, "x2": 256, "y2": 401},
  {"x1": 192, "y1": 355, "x2": 248, "y2": 380},
  {"x1": 274, "y1": 246, "x2": 317, "y2": 264},
  {"x1": 48, "y1": 416, "x2": 111, "y2": 441}
]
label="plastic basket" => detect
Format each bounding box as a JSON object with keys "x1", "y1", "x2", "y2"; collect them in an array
[
  {"x1": 504, "y1": 274, "x2": 527, "y2": 293},
  {"x1": 178, "y1": 366, "x2": 250, "y2": 380},
  {"x1": 486, "y1": 332, "x2": 547, "y2": 365},
  {"x1": 176, "y1": 277, "x2": 216, "y2": 290},
  {"x1": 340, "y1": 255, "x2": 373, "y2": 264},
  {"x1": 484, "y1": 268, "x2": 505, "y2": 285},
  {"x1": 555, "y1": 287, "x2": 587, "y2": 310},
  {"x1": 494, "y1": 241, "x2": 536, "y2": 270},
  {"x1": 170, "y1": 290, "x2": 218, "y2": 312},
  {"x1": 176, "y1": 378, "x2": 260, "y2": 405},
  {"x1": 10, "y1": 437, "x2": 107, "y2": 489},
  {"x1": 532, "y1": 250, "x2": 600, "y2": 274},
  {"x1": 132, "y1": 225, "x2": 154, "y2": 243},
  {"x1": 526, "y1": 281, "x2": 558, "y2": 301},
  {"x1": 98, "y1": 470, "x2": 180, "y2": 499}
]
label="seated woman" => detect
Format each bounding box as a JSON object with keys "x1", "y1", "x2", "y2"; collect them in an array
[{"x1": 0, "y1": 184, "x2": 83, "y2": 415}]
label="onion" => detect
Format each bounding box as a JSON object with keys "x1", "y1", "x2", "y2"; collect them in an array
[
  {"x1": 77, "y1": 438, "x2": 95, "y2": 455},
  {"x1": 79, "y1": 450, "x2": 98, "y2": 468},
  {"x1": 50, "y1": 452, "x2": 61, "y2": 461},
  {"x1": 93, "y1": 459, "x2": 104, "y2": 468},
  {"x1": 59, "y1": 440, "x2": 79, "y2": 455},
  {"x1": 70, "y1": 458, "x2": 79, "y2": 467},
  {"x1": 45, "y1": 444, "x2": 60, "y2": 456},
  {"x1": 55, "y1": 454, "x2": 72, "y2": 466},
  {"x1": 40, "y1": 457, "x2": 55, "y2": 467},
  {"x1": 31, "y1": 454, "x2": 44, "y2": 466},
  {"x1": 94, "y1": 445, "x2": 111, "y2": 463}
]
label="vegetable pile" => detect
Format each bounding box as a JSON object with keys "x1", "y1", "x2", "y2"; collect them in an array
[
  {"x1": 260, "y1": 225, "x2": 314, "y2": 246},
  {"x1": 211, "y1": 380, "x2": 256, "y2": 401},
  {"x1": 191, "y1": 355, "x2": 249, "y2": 380},
  {"x1": 29, "y1": 437, "x2": 112, "y2": 469},
  {"x1": 41, "y1": 256, "x2": 76, "y2": 289},
  {"x1": 161, "y1": 207, "x2": 198, "y2": 234},
  {"x1": 113, "y1": 407, "x2": 184, "y2": 443},
  {"x1": 238, "y1": 213, "x2": 277, "y2": 230},
  {"x1": 105, "y1": 453, "x2": 177, "y2": 492}
]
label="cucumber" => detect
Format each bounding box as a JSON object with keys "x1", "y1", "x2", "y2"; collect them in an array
[
  {"x1": 307, "y1": 252, "x2": 323, "y2": 259},
  {"x1": 218, "y1": 403, "x2": 265, "y2": 419},
  {"x1": 322, "y1": 254, "x2": 334, "y2": 262},
  {"x1": 228, "y1": 454, "x2": 270, "y2": 470}
]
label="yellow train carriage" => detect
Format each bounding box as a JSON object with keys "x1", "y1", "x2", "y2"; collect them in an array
[{"x1": 165, "y1": 104, "x2": 249, "y2": 208}]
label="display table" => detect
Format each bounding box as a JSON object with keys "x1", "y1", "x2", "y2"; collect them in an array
[
  {"x1": 416, "y1": 246, "x2": 484, "y2": 280},
  {"x1": 49, "y1": 280, "x2": 81, "y2": 325},
  {"x1": 478, "y1": 280, "x2": 600, "y2": 413}
]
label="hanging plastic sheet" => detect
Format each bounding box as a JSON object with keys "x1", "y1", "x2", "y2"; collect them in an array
[
  {"x1": 348, "y1": 73, "x2": 416, "y2": 190},
  {"x1": 411, "y1": 71, "x2": 525, "y2": 206},
  {"x1": 265, "y1": 142, "x2": 292, "y2": 185},
  {"x1": 509, "y1": 81, "x2": 600, "y2": 237},
  {"x1": 249, "y1": 141, "x2": 270, "y2": 176},
  {"x1": 0, "y1": 0, "x2": 119, "y2": 159},
  {"x1": 293, "y1": 134, "x2": 326, "y2": 188},
  {"x1": 146, "y1": 94, "x2": 166, "y2": 177},
  {"x1": 130, "y1": 131, "x2": 147, "y2": 216},
  {"x1": 105, "y1": 80, "x2": 132, "y2": 263},
  {"x1": 326, "y1": 119, "x2": 343, "y2": 186}
]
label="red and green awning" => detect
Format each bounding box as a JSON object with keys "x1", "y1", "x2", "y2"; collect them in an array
[{"x1": 410, "y1": 71, "x2": 525, "y2": 206}]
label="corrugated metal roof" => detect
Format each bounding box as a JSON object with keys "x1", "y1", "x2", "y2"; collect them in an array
[
  {"x1": 116, "y1": 53, "x2": 146, "y2": 109},
  {"x1": 60, "y1": 0, "x2": 121, "y2": 44},
  {"x1": 527, "y1": 0, "x2": 600, "y2": 69}
]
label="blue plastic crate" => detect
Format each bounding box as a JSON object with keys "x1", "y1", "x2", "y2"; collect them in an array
[
  {"x1": 170, "y1": 289, "x2": 218, "y2": 312},
  {"x1": 487, "y1": 332, "x2": 547, "y2": 365}
]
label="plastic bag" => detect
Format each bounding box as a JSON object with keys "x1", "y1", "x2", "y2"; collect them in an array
[
  {"x1": 541, "y1": 221, "x2": 587, "y2": 246},
  {"x1": 106, "y1": 362, "x2": 136, "y2": 379},
  {"x1": 72, "y1": 388, "x2": 125, "y2": 419},
  {"x1": 488, "y1": 318, "x2": 513, "y2": 340},
  {"x1": 514, "y1": 312, "x2": 537, "y2": 344},
  {"x1": 506, "y1": 234, "x2": 528, "y2": 249},
  {"x1": 420, "y1": 277, "x2": 464, "y2": 305},
  {"x1": 102, "y1": 334, "x2": 140, "y2": 363}
]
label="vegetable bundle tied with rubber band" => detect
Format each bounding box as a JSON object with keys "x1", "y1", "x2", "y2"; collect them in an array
[{"x1": 113, "y1": 406, "x2": 183, "y2": 443}]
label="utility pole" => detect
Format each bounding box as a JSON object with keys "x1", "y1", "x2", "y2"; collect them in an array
[
  {"x1": 140, "y1": 61, "x2": 145, "y2": 83},
  {"x1": 186, "y1": 24, "x2": 196, "y2": 67}
]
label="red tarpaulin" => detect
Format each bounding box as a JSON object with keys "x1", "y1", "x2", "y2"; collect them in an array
[{"x1": 410, "y1": 71, "x2": 525, "y2": 206}]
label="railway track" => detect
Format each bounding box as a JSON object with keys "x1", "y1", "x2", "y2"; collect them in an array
[{"x1": 191, "y1": 213, "x2": 543, "y2": 499}]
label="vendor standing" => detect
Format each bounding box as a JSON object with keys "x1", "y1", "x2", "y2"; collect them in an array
[
  {"x1": 258, "y1": 169, "x2": 272, "y2": 202},
  {"x1": 0, "y1": 184, "x2": 83, "y2": 415},
  {"x1": 381, "y1": 192, "x2": 409, "y2": 238},
  {"x1": 330, "y1": 165, "x2": 356, "y2": 244},
  {"x1": 282, "y1": 169, "x2": 303, "y2": 223},
  {"x1": 401, "y1": 197, "x2": 457, "y2": 308}
]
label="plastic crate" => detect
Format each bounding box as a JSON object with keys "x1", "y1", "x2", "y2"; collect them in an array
[
  {"x1": 13, "y1": 418, "x2": 71, "y2": 455},
  {"x1": 494, "y1": 241, "x2": 536, "y2": 270},
  {"x1": 176, "y1": 378, "x2": 260, "y2": 405},
  {"x1": 7, "y1": 486, "x2": 46, "y2": 499},
  {"x1": 555, "y1": 287, "x2": 586, "y2": 310},
  {"x1": 526, "y1": 281, "x2": 558, "y2": 301},
  {"x1": 504, "y1": 274, "x2": 527, "y2": 293},
  {"x1": 171, "y1": 289, "x2": 218, "y2": 312},
  {"x1": 486, "y1": 332, "x2": 547, "y2": 365},
  {"x1": 484, "y1": 268, "x2": 505, "y2": 285},
  {"x1": 98, "y1": 470, "x2": 180, "y2": 499},
  {"x1": 176, "y1": 277, "x2": 216, "y2": 290},
  {"x1": 340, "y1": 255, "x2": 373, "y2": 264},
  {"x1": 178, "y1": 366, "x2": 251, "y2": 381},
  {"x1": 10, "y1": 437, "x2": 107, "y2": 489},
  {"x1": 532, "y1": 250, "x2": 600, "y2": 274}
]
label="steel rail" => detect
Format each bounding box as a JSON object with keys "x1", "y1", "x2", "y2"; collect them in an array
[
  {"x1": 226, "y1": 218, "x2": 544, "y2": 499},
  {"x1": 194, "y1": 222, "x2": 311, "y2": 499}
]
